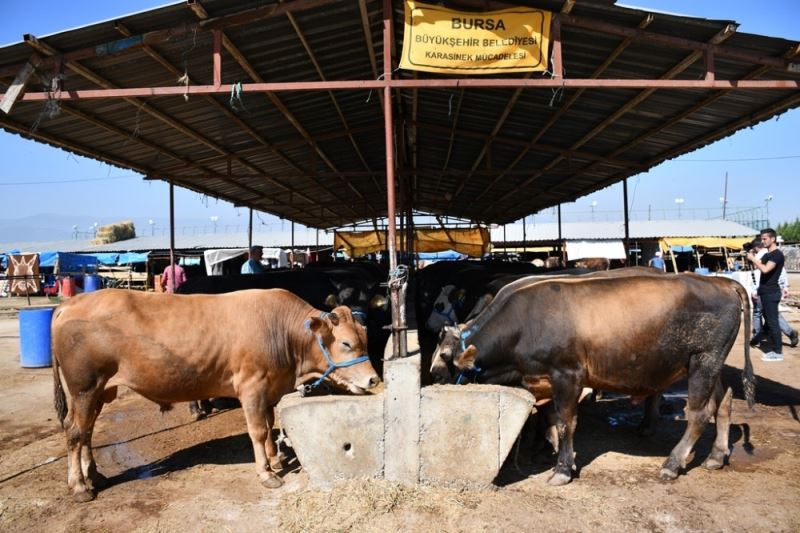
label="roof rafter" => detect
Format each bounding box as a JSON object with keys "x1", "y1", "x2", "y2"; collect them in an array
[
  {"x1": 471, "y1": 13, "x2": 654, "y2": 204},
  {"x1": 547, "y1": 45, "x2": 800, "y2": 192},
  {"x1": 483, "y1": 23, "x2": 738, "y2": 220},
  {"x1": 21, "y1": 33, "x2": 348, "y2": 220},
  {"x1": 283, "y1": 8, "x2": 382, "y2": 196},
  {"x1": 188, "y1": 0, "x2": 374, "y2": 222}
]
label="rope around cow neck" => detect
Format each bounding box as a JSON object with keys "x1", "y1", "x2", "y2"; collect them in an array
[{"x1": 300, "y1": 312, "x2": 370, "y2": 396}]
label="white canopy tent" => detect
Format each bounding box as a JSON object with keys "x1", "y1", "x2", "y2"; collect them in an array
[{"x1": 203, "y1": 248, "x2": 289, "y2": 275}]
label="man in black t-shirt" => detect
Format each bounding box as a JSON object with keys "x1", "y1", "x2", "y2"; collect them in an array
[{"x1": 747, "y1": 228, "x2": 785, "y2": 362}]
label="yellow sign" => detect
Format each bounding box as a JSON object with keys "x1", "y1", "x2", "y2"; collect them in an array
[{"x1": 400, "y1": 1, "x2": 552, "y2": 75}]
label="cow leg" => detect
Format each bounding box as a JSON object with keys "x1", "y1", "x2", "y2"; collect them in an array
[
  {"x1": 265, "y1": 406, "x2": 285, "y2": 471},
  {"x1": 65, "y1": 391, "x2": 104, "y2": 502},
  {"x1": 81, "y1": 386, "x2": 117, "y2": 491},
  {"x1": 188, "y1": 399, "x2": 214, "y2": 421},
  {"x1": 240, "y1": 392, "x2": 283, "y2": 488},
  {"x1": 704, "y1": 384, "x2": 733, "y2": 470},
  {"x1": 639, "y1": 395, "x2": 661, "y2": 437},
  {"x1": 547, "y1": 369, "x2": 583, "y2": 486},
  {"x1": 660, "y1": 359, "x2": 718, "y2": 480}
]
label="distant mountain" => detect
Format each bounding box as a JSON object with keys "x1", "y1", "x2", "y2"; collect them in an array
[{"x1": 0, "y1": 212, "x2": 298, "y2": 244}]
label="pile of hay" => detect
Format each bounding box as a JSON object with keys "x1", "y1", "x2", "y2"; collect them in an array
[
  {"x1": 92, "y1": 220, "x2": 135, "y2": 244},
  {"x1": 278, "y1": 479, "x2": 483, "y2": 533}
]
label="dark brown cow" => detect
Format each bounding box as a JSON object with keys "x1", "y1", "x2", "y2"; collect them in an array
[
  {"x1": 431, "y1": 274, "x2": 753, "y2": 485},
  {"x1": 52, "y1": 289, "x2": 379, "y2": 502},
  {"x1": 573, "y1": 257, "x2": 610, "y2": 271}
]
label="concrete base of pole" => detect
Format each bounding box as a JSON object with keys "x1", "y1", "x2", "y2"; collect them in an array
[{"x1": 278, "y1": 353, "x2": 534, "y2": 489}]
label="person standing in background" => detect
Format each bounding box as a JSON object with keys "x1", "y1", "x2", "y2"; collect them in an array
[
  {"x1": 161, "y1": 261, "x2": 187, "y2": 293},
  {"x1": 241, "y1": 245, "x2": 264, "y2": 274},
  {"x1": 747, "y1": 228, "x2": 786, "y2": 362},
  {"x1": 648, "y1": 250, "x2": 666, "y2": 272}
]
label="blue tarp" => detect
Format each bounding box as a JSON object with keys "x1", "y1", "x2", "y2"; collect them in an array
[
  {"x1": 117, "y1": 252, "x2": 149, "y2": 265},
  {"x1": 40, "y1": 252, "x2": 99, "y2": 271},
  {"x1": 92, "y1": 253, "x2": 120, "y2": 266},
  {"x1": 0, "y1": 248, "x2": 20, "y2": 269},
  {"x1": 417, "y1": 250, "x2": 466, "y2": 262}
]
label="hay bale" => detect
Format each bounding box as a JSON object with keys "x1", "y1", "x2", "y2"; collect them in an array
[{"x1": 91, "y1": 220, "x2": 136, "y2": 244}]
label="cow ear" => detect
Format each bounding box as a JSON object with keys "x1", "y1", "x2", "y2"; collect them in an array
[
  {"x1": 369, "y1": 293, "x2": 387, "y2": 309},
  {"x1": 455, "y1": 345, "x2": 478, "y2": 369},
  {"x1": 304, "y1": 316, "x2": 324, "y2": 334},
  {"x1": 327, "y1": 312, "x2": 340, "y2": 326},
  {"x1": 324, "y1": 294, "x2": 338, "y2": 308}
]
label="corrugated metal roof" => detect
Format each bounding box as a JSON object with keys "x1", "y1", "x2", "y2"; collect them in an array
[
  {"x1": 492, "y1": 219, "x2": 758, "y2": 241},
  {"x1": 0, "y1": 0, "x2": 797, "y2": 229},
  {"x1": 0, "y1": 228, "x2": 334, "y2": 254}
]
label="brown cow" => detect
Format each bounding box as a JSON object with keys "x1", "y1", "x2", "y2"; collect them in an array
[
  {"x1": 573, "y1": 257, "x2": 610, "y2": 271},
  {"x1": 431, "y1": 274, "x2": 754, "y2": 485},
  {"x1": 52, "y1": 289, "x2": 379, "y2": 502}
]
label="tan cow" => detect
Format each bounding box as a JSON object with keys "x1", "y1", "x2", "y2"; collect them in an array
[{"x1": 52, "y1": 289, "x2": 379, "y2": 502}]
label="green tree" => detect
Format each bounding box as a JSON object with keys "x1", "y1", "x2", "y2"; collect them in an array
[{"x1": 777, "y1": 218, "x2": 800, "y2": 242}]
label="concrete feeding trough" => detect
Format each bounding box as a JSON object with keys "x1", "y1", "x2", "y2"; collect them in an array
[{"x1": 278, "y1": 353, "x2": 534, "y2": 489}]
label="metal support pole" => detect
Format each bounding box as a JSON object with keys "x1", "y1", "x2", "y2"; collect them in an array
[
  {"x1": 248, "y1": 208, "x2": 253, "y2": 249},
  {"x1": 558, "y1": 204, "x2": 565, "y2": 265},
  {"x1": 169, "y1": 180, "x2": 176, "y2": 293},
  {"x1": 291, "y1": 221, "x2": 295, "y2": 269},
  {"x1": 384, "y1": 0, "x2": 406, "y2": 360},
  {"x1": 623, "y1": 178, "x2": 630, "y2": 263},
  {"x1": 522, "y1": 216, "x2": 527, "y2": 258}
]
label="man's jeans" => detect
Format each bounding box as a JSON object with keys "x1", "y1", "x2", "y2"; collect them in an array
[{"x1": 753, "y1": 295, "x2": 795, "y2": 338}]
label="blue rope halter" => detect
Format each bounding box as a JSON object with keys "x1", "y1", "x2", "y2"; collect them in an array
[
  {"x1": 455, "y1": 328, "x2": 482, "y2": 384},
  {"x1": 303, "y1": 312, "x2": 370, "y2": 393}
]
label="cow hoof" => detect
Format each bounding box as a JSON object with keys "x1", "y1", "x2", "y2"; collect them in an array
[
  {"x1": 659, "y1": 468, "x2": 678, "y2": 481},
  {"x1": 72, "y1": 489, "x2": 95, "y2": 503},
  {"x1": 546, "y1": 472, "x2": 572, "y2": 486},
  {"x1": 269, "y1": 457, "x2": 283, "y2": 471},
  {"x1": 703, "y1": 458, "x2": 724, "y2": 470},
  {"x1": 261, "y1": 473, "x2": 284, "y2": 489},
  {"x1": 192, "y1": 412, "x2": 207, "y2": 422}
]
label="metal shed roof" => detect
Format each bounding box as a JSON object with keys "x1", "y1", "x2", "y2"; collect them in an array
[
  {"x1": 493, "y1": 218, "x2": 758, "y2": 242},
  {"x1": 0, "y1": 0, "x2": 798, "y2": 229}
]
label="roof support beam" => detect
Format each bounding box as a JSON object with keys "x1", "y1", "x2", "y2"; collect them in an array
[
  {"x1": 188, "y1": 1, "x2": 372, "y2": 220},
  {"x1": 471, "y1": 13, "x2": 653, "y2": 204},
  {"x1": 113, "y1": 21, "x2": 314, "y2": 196},
  {"x1": 0, "y1": 54, "x2": 41, "y2": 114},
  {"x1": 561, "y1": 14, "x2": 794, "y2": 71},
  {"x1": 590, "y1": 92, "x2": 800, "y2": 197},
  {"x1": 6, "y1": 77, "x2": 797, "y2": 103},
  {"x1": 283, "y1": 8, "x2": 382, "y2": 196},
  {"x1": 483, "y1": 24, "x2": 738, "y2": 220},
  {"x1": 21, "y1": 33, "x2": 330, "y2": 215}
]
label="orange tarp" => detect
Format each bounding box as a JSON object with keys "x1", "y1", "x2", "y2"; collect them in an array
[{"x1": 334, "y1": 227, "x2": 490, "y2": 258}]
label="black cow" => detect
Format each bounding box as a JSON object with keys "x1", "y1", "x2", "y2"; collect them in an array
[{"x1": 431, "y1": 274, "x2": 754, "y2": 485}]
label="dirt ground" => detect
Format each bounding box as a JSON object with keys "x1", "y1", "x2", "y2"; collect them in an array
[{"x1": 0, "y1": 295, "x2": 798, "y2": 532}]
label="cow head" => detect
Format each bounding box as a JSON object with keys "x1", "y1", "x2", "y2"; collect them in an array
[
  {"x1": 430, "y1": 324, "x2": 478, "y2": 384},
  {"x1": 305, "y1": 306, "x2": 380, "y2": 394},
  {"x1": 424, "y1": 285, "x2": 466, "y2": 332}
]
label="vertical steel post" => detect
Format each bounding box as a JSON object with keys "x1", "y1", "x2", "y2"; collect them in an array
[
  {"x1": 623, "y1": 178, "x2": 630, "y2": 263},
  {"x1": 558, "y1": 204, "x2": 564, "y2": 265},
  {"x1": 384, "y1": 0, "x2": 405, "y2": 359},
  {"x1": 248, "y1": 208, "x2": 253, "y2": 249},
  {"x1": 169, "y1": 180, "x2": 176, "y2": 293},
  {"x1": 291, "y1": 221, "x2": 295, "y2": 269}
]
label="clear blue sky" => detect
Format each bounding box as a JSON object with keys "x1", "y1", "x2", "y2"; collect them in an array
[{"x1": 0, "y1": 1, "x2": 798, "y2": 242}]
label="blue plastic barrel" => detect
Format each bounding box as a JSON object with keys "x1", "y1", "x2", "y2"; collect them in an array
[
  {"x1": 84, "y1": 274, "x2": 102, "y2": 293},
  {"x1": 19, "y1": 307, "x2": 56, "y2": 368}
]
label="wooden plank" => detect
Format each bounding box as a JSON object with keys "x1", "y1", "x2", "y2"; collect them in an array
[{"x1": 0, "y1": 54, "x2": 41, "y2": 114}]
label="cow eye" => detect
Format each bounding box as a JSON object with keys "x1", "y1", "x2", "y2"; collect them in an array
[{"x1": 341, "y1": 340, "x2": 352, "y2": 350}]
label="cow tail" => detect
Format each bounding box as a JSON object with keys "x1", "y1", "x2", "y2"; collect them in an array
[
  {"x1": 52, "y1": 306, "x2": 68, "y2": 428},
  {"x1": 52, "y1": 355, "x2": 68, "y2": 428},
  {"x1": 733, "y1": 282, "x2": 756, "y2": 409}
]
